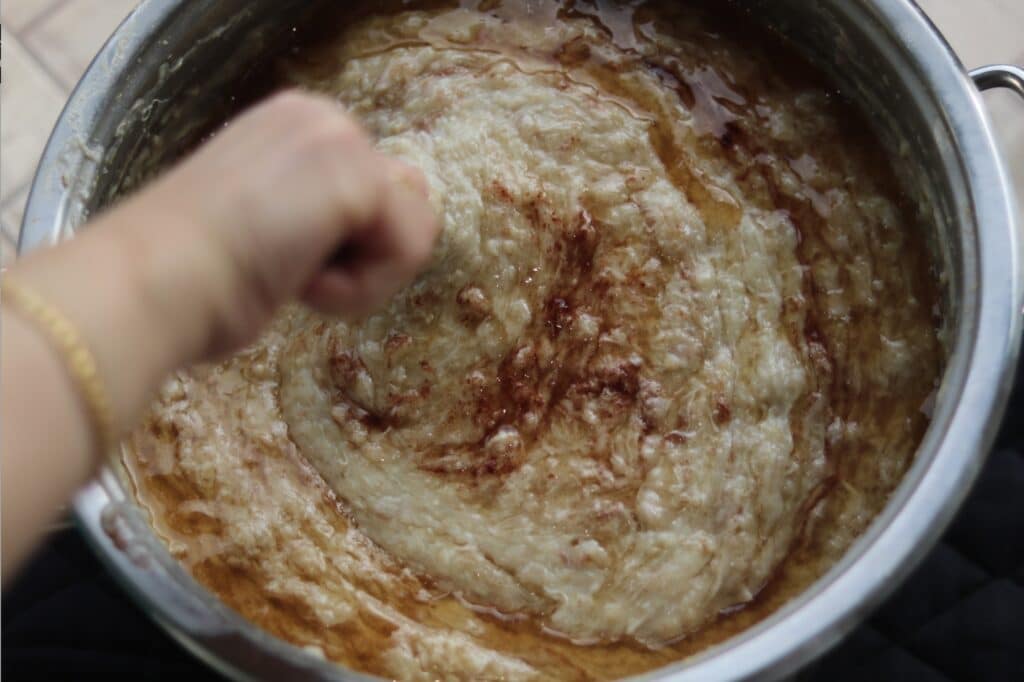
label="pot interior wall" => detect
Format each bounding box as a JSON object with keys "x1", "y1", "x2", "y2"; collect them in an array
[
  {"x1": 86, "y1": 0, "x2": 318, "y2": 211},
  {"x1": 83, "y1": 0, "x2": 964, "y2": 337},
  {"x1": 748, "y1": 0, "x2": 965, "y2": 345}
]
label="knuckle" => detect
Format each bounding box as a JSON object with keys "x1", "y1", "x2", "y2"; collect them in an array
[
  {"x1": 333, "y1": 173, "x2": 381, "y2": 226},
  {"x1": 295, "y1": 126, "x2": 360, "y2": 169},
  {"x1": 267, "y1": 89, "x2": 318, "y2": 117},
  {"x1": 391, "y1": 163, "x2": 428, "y2": 196},
  {"x1": 267, "y1": 91, "x2": 358, "y2": 137},
  {"x1": 298, "y1": 123, "x2": 341, "y2": 156},
  {"x1": 404, "y1": 217, "x2": 438, "y2": 266},
  {"x1": 411, "y1": 171, "x2": 430, "y2": 196},
  {"x1": 326, "y1": 116, "x2": 371, "y2": 149},
  {"x1": 300, "y1": 120, "x2": 371, "y2": 167}
]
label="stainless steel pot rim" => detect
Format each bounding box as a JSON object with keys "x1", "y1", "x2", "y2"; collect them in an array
[{"x1": 17, "y1": 1, "x2": 1023, "y2": 680}]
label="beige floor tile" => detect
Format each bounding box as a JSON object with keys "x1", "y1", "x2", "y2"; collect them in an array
[
  {"x1": 0, "y1": 0, "x2": 64, "y2": 32},
  {"x1": 1, "y1": 227, "x2": 18, "y2": 269},
  {"x1": 916, "y1": 0, "x2": 1023, "y2": 68},
  {"x1": 1, "y1": 186, "x2": 31, "y2": 241},
  {"x1": 912, "y1": 1, "x2": 1024, "y2": 207},
  {"x1": 21, "y1": 0, "x2": 139, "y2": 90},
  {"x1": 0, "y1": 27, "x2": 68, "y2": 206}
]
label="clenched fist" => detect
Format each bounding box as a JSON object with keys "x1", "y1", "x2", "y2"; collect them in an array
[{"x1": 131, "y1": 90, "x2": 440, "y2": 352}]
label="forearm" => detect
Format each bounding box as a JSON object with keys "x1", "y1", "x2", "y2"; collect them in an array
[
  {"x1": 10, "y1": 202, "x2": 215, "y2": 432},
  {"x1": 1, "y1": 191, "x2": 224, "y2": 577},
  {"x1": 2, "y1": 311, "x2": 98, "y2": 576}
]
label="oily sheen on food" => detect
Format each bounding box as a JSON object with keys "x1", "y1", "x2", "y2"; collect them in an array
[{"x1": 124, "y1": 1, "x2": 943, "y2": 679}]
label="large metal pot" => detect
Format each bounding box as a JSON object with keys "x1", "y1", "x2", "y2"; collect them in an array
[{"x1": 17, "y1": 1, "x2": 1024, "y2": 680}]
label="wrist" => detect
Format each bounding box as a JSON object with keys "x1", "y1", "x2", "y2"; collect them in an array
[
  {"x1": 8, "y1": 230, "x2": 167, "y2": 452},
  {"x1": 120, "y1": 177, "x2": 280, "y2": 359},
  {"x1": 106, "y1": 194, "x2": 215, "y2": 367}
]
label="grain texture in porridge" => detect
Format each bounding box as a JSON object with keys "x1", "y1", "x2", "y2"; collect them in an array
[{"x1": 124, "y1": 1, "x2": 942, "y2": 679}]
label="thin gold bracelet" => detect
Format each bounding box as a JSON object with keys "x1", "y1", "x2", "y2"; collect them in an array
[{"x1": 2, "y1": 277, "x2": 117, "y2": 455}]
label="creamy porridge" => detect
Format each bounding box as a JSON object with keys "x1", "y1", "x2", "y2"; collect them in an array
[{"x1": 123, "y1": 1, "x2": 943, "y2": 679}]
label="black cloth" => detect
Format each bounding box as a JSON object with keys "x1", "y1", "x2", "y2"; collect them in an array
[{"x1": 5, "y1": 364, "x2": 1024, "y2": 681}]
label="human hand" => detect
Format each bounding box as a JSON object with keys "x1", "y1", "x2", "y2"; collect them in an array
[
  {"x1": 124, "y1": 89, "x2": 439, "y2": 355},
  {"x1": 1, "y1": 90, "x2": 440, "y2": 574},
  {"x1": 6, "y1": 88, "x2": 443, "y2": 446}
]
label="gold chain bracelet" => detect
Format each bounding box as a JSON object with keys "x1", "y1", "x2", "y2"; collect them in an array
[{"x1": 2, "y1": 277, "x2": 117, "y2": 455}]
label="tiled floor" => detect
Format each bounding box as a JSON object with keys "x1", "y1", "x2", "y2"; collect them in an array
[
  {"x1": 1, "y1": 0, "x2": 1022, "y2": 257},
  {"x1": 1, "y1": 0, "x2": 141, "y2": 266}
]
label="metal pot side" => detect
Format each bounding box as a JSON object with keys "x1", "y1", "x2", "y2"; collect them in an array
[{"x1": 16, "y1": 1, "x2": 1023, "y2": 680}]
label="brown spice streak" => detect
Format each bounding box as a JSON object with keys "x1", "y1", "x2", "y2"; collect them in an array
[{"x1": 418, "y1": 190, "x2": 626, "y2": 480}]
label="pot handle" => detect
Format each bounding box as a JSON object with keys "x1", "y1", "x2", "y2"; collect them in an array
[{"x1": 970, "y1": 64, "x2": 1024, "y2": 98}]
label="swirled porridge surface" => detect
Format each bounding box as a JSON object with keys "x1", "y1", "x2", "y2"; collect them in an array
[{"x1": 124, "y1": 1, "x2": 942, "y2": 679}]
